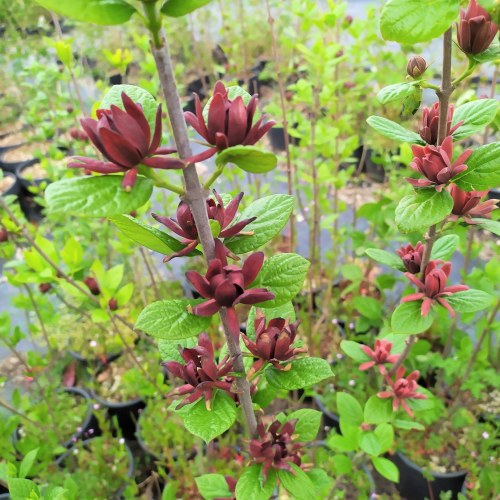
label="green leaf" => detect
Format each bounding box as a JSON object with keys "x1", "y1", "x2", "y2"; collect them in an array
[
  {"x1": 353, "y1": 296, "x2": 382, "y2": 320},
  {"x1": 34, "y1": 0, "x2": 136, "y2": 25},
  {"x1": 177, "y1": 391, "x2": 236, "y2": 443},
  {"x1": 136, "y1": 299, "x2": 212, "y2": 340},
  {"x1": 161, "y1": 0, "x2": 213, "y2": 17},
  {"x1": 7, "y1": 478, "x2": 40, "y2": 500},
  {"x1": 18, "y1": 447, "x2": 39, "y2": 479},
  {"x1": 101, "y1": 84, "x2": 158, "y2": 132},
  {"x1": 452, "y1": 99, "x2": 499, "y2": 141},
  {"x1": 246, "y1": 303, "x2": 296, "y2": 340},
  {"x1": 365, "y1": 248, "x2": 406, "y2": 271},
  {"x1": 454, "y1": 142, "x2": 500, "y2": 191},
  {"x1": 265, "y1": 357, "x2": 333, "y2": 390},
  {"x1": 109, "y1": 214, "x2": 193, "y2": 254},
  {"x1": 278, "y1": 464, "x2": 316, "y2": 500},
  {"x1": 216, "y1": 146, "x2": 278, "y2": 174},
  {"x1": 235, "y1": 464, "x2": 276, "y2": 500},
  {"x1": 380, "y1": 0, "x2": 460, "y2": 44},
  {"x1": 374, "y1": 423, "x2": 394, "y2": 454},
  {"x1": 430, "y1": 234, "x2": 459, "y2": 261},
  {"x1": 225, "y1": 195, "x2": 294, "y2": 254},
  {"x1": 475, "y1": 218, "x2": 500, "y2": 236},
  {"x1": 376, "y1": 82, "x2": 418, "y2": 105},
  {"x1": 371, "y1": 456, "x2": 399, "y2": 483},
  {"x1": 366, "y1": 116, "x2": 424, "y2": 144},
  {"x1": 393, "y1": 419, "x2": 425, "y2": 430},
  {"x1": 331, "y1": 455, "x2": 353, "y2": 475},
  {"x1": 195, "y1": 474, "x2": 233, "y2": 500},
  {"x1": 395, "y1": 189, "x2": 453, "y2": 233},
  {"x1": 157, "y1": 337, "x2": 198, "y2": 363},
  {"x1": 46, "y1": 175, "x2": 153, "y2": 218},
  {"x1": 391, "y1": 301, "x2": 435, "y2": 334},
  {"x1": 256, "y1": 253, "x2": 310, "y2": 307},
  {"x1": 340, "y1": 340, "x2": 370, "y2": 362},
  {"x1": 337, "y1": 393, "x2": 363, "y2": 426},
  {"x1": 445, "y1": 289, "x2": 493, "y2": 313},
  {"x1": 359, "y1": 431, "x2": 381, "y2": 456},
  {"x1": 364, "y1": 396, "x2": 393, "y2": 424},
  {"x1": 287, "y1": 409, "x2": 322, "y2": 441},
  {"x1": 472, "y1": 44, "x2": 500, "y2": 63}
]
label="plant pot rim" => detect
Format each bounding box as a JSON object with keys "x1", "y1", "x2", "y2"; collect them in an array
[
  {"x1": 313, "y1": 393, "x2": 338, "y2": 423},
  {"x1": 16, "y1": 161, "x2": 49, "y2": 186},
  {"x1": 1, "y1": 171, "x2": 20, "y2": 197},
  {"x1": 394, "y1": 450, "x2": 467, "y2": 479}
]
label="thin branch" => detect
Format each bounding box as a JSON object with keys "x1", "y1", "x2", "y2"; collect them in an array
[{"x1": 139, "y1": 247, "x2": 161, "y2": 301}]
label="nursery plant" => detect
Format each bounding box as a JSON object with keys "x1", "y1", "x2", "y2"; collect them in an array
[{"x1": 0, "y1": 0, "x2": 498, "y2": 499}]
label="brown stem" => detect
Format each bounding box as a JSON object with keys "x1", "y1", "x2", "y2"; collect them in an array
[
  {"x1": 436, "y1": 28, "x2": 454, "y2": 146},
  {"x1": 265, "y1": 0, "x2": 295, "y2": 252},
  {"x1": 23, "y1": 284, "x2": 53, "y2": 355},
  {"x1": 139, "y1": 247, "x2": 161, "y2": 301},
  {"x1": 0, "y1": 398, "x2": 49, "y2": 428},
  {"x1": 388, "y1": 335, "x2": 417, "y2": 376},
  {"x1": 149, "y1": 28, "x2": 257, "y2": 436}
]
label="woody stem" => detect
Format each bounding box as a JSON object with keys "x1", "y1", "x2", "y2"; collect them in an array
[{"x1": 146, "y1": 16, "x2": 258, "y2": 437}]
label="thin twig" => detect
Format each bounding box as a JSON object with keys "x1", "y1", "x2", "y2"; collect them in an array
[
  {"x1": 23, "y1": 284, "x2": 53, "y2": 355},
  {"x1": 139, "y1": 247, "x2": 161, "y2": 301}
]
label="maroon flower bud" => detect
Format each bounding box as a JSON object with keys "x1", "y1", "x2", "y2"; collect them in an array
[
  {"x1": 249, "y1": 419, "x2": 303, "y2": 480},
  {"x1": 242, "y1": 315, "x2": 306, "y2": 372},
  {"x1": 419, "y1": 103, "x2": 463, "y2": 146},
  {"x1": 163, "y1": 333, "x2": 235, "y2": 410},
  {"x1": 407, "y1": 136, "x2": 472, "y2": 191},
  {"x1": 397, "y1": 242, "x2": 425, "y2": 274},
  {"x1": 68, "y1": 92, "x2": 184, "y2": 190},
  {"x1": 344, "y1": 15, "x2": 353, "y2": 26},
  {"x1": 343, "y1": 82, "x2": 356, "y2": 90},
  {"x1": 402, "y1": 261, "x2": 469, "y2": 317},
  {"x1": 69, "y1": 127, "x2": 89, "y2": 142},
  {"x1": 66, "y1": 105, "x2": 74, "y2": 113},
  {"x1": 108, "y1": 298, "x2": 118, "y2": 310},
  {"x1": 84, "y1": 277, "x2": 101, "y2": 295},
  {"x1": 449, "y1": 184, "x2": 498, "y2": 224},
  {"x1": 406, "y1": 55, "x2": 427, "y2": 79},
  {"x1": 0, "y1": 228, "x2": 8, "y2": 243},
  {"x1": 359, "y1": 339, "x2": 400, "y2": 374},
  {"x1": 152, "y1": 191, "x2": 256, "y2": 261},
  {"x1": 39, "y1": 283, "x2": 52, "y2": 294},
  {"x1": 335, "y1": 50, "x2": 344, "y2": 58},
  {"x1": 186, "y1": 240, "x2": 275, "y2": 339},
  {"x1": 184, "y1": 81, "x2": 276, "y2": 163},
  {"x1": 378, "y1": 367, "x2": 426, "y2": 417},
  {"x1": 457, "y1": 0, "x2": 498, "y2": 55}
]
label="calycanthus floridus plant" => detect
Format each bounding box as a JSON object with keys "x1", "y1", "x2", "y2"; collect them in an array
[{"x1": 4, "y1": 0, "x2": 497, "y2": 498}]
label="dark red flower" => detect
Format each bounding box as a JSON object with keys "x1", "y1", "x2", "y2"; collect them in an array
[
  {"x1": 68, "y1": 92, "x2": 184, "y2": 190},
  {"x1": 419, "y1": 103, "x2": 463, "y2": 146},
  {"x1": 378, "y1": 367, "x2": 426, "y2": 417},
  {"x1": 449, "y1": 184, "x2": 498, "y2": 224},
  {"x1": 359, "y1": 339, "x2": 400, "y2": 374},
  {"x1": 406, "y1": 56, "x2": 427, "y2": 79},
  {"x1": 39, "y1": 283, "x2": 52, "y2": 294},
  {"x1": 163, "y1": 333, "x2": 235, "y2": 410},
  {"x1": 84, "y1": 277, "x2": 101, "y2": 295},
  {"x1": 457, "y1": 0, "x2": 498, "y2": 55},
  {"x1": 249, "y1": 419, "x2": 303, "y2": 480},
  {"x1": 108, "y1": 298, "x2": 118, "y2": 311},
  {"x1": 152, "y1": 191, "x2": 256, "y2": 261},
  {"x1": 401, "y1": 261, "x2": 469, "y2": 317},
  {"x1": 242, "y1": 314, "x2": 305, "y2": 372},
  {"x1": 186, "y1": 241, "x2": 275, "y2": 339},
  {"x1": 397, "y1": 242, "x2": 425, "y2": 274},
  {"x1": 408, "y1": 136, "x2": 472, "y2": 191},
  {"x1": 184, "y1": 81, "x2": 276, "y2": 162}
]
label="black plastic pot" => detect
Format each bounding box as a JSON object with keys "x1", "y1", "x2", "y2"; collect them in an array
[
  {"x1": 56, "y1": 437, "x2": 134, "y2": 497},
  {"x1": 92, "y1": 391, "x2": 145, "y2": 440},
  {"x1": 109, "y1": 74, "x2": 123, "y2": 85},
  {"x1": 16, "y1": 162, "x2": 49, "y2": 190},
  {"x1": 68, "y1": 348, "x2": 121, "y2": 366},
  {"x1": 1, "y1": 172, "x2": 20, "y2": 198},
  {"x1": 0, "y1": 494, "x2": 9, "y2": 500},
  {"x1": 0, "y1": 153, "x2": 37, "y2": 174},
  {"x1": 353, "y1": 146, "x2": 385, "y2": 183},
  {"x1": 391, "y1": 451, "x2": 467, "y2": 500},
  {"x1": 13, "y1": 387, "x2": 99, "y2": 453},
  {"x1": 268, "y1": 126, "x2": 299, "y2": 152},
  {"x1": 488, "y1": 188, "x2": 500, "y2": 201}
]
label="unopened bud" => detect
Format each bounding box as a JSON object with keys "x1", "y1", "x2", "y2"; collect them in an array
[
  {"x1": 407, "y1": 55, "x2": 427, "y2": 79},
  {"x1": 0, "y1": 228, "x2": 8, "y2": 243},
  {"x1": 39, "y1": 283, "x2": 52, "y2": 294},
  {"x1": 84, "y1": 277, "x2": 101, "y2": 295},
  {"x1": 108, "y1": 298, "x2": 118, "y2": 311}
]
